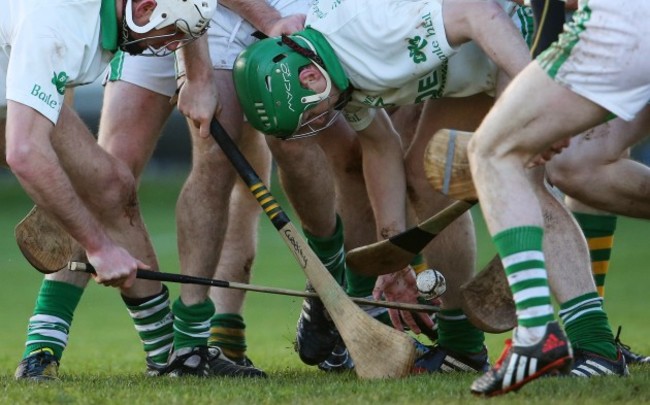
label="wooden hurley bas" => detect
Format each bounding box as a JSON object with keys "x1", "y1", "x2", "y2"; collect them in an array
[{"x1": 424, "y1": 129, "x2": 477, "y2": 202}]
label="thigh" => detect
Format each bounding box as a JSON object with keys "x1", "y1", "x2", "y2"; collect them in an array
[
  {"x1": 552, "y1": 105, "x2": 650, "y2": 169},
  {"x1": 476, "y1": 62, "x2": 609, "y2": 161},
  {"x1": 98, "y1": 80, "x2": 174, "y2": 179}
]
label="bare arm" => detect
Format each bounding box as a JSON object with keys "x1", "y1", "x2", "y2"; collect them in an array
[
  {"x1": 356, "y1": 109, "x2": 407, "y2": 241},
  {"x1": 442, "y1": 0, "x2": 531, "y2": 82},
  {"x1": 221, "y1": 0, "x2": 306, "y2": 35},
  {"x1": 4, "y1": 102, "x2": 140, "y2": 287},
  {"x1": 356, "y1": 109, "x2": 434, "y2": 333},
  {"x1": 176, "y1": 35, "x2": 218, "y2": 138}
]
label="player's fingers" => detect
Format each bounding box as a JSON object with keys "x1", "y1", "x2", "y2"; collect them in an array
[
  {"x1": 415, "y1": 311, "x2": 434, "y2": 330},
  {"x1": 372, "y1": 287, "x2": 383, "y2": 302},
  {"x1": 122, "y1": 270, "x2": 137, "y2": 289},
  {"x1": 388, "y1": 308, "x2": 404, "y2": 332},
  {"x1": 136, "y1": 260, "x2": 150, "y2": 271},
  {"x1": 199, "y1": 120, "x2": 210, "y2": 138},
  {"x1": 401, "y1": 312, "x2": 421, "y2": 334}
]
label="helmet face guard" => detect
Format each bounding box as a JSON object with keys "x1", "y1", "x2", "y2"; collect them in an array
[
  {"x1": 233, "y1": 36, "x2": 335, "y2": 139},
  {"x1": 122, "y1": 0, "x2": 217, "y2": 56}
]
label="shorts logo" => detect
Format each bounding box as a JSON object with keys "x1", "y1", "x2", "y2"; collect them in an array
[
  {"x1": 407, "y1": 36, "x2": 428, "y2": 64},
  {"x1": 30, "y1": 84, "x2": 59, "y2": 110},
  {"x1": 51, "y1": 71, "x2": 69, "y2": 95}
]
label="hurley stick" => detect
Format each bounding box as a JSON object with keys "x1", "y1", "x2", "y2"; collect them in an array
[
  {"x1": 68, "y1": 262, "x2": 440, "y2": 313},
  {"x1": 346, "y1": 130, "x2": 479, "y2": 277},
  {"x1": 460, "y1": 255, "x2": 516, "y2": 333},
  {"x1": 424, "y1": 128, "x2": 516, "y2": 332},
  {"x1": 345, "y1": 199, "x2": 475, "y2": 277},
  {"x1": 209, "y1": 119, "x2": 416, "y2": 379},
  {"x1": 424, "y1": 129, "x2": 477, "y2": 202},
  {"x1": 15, "y1": 205, "x2": 76, "y2": 274}
]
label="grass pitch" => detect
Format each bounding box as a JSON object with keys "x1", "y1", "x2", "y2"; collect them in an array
[{"x1": 1, "y1": 173, "x2": 649, "y2": 404}]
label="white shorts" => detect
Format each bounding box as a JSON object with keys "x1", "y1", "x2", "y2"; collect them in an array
[
  {"x1": 1, "y1": 0, "x2": 110, "y2": 124},
  {"x1": 537, "y1": 0, "x2": 650, "y2": 121},
  {"x1": 105, "y1": 0, "x2": 309, "y2": 97}
]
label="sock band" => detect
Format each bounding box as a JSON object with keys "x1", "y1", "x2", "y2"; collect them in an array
[
  {"x1": 23, "y1": 280, "x2": 84, "y2": 360},
  {"x1": 493, "y1": 226, "x2": 554, "y2": 328},
  {"x1": 172, "y1": 298, "x2": 215, "y2": 350}
]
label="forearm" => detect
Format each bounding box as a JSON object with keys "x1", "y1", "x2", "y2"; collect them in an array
[
  {"x1": 444, "y1": 1, "x2": 531, "y2": 81},
  {"x1": 220, "y1": 0, "x2": 282, "y2": 33},
  {"x1": 5, "y1": 104, "x2": 111, "y2": 253},
  {"x1": 178, "y1": 35, "x2": 212, "y2": 82},
  {"x1": 357, "y1": 110, "x2": 408, "y2": 239},
  {"x1": 176, "y1": 35, "x2": 218, "y2": 137}
]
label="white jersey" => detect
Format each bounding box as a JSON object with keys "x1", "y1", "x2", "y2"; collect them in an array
[
  {"x1": 305, "y1": 0, "x2": 532, "y2": 129},
  {"x1": 106, "y1": 0, "x2": 308, "y2": 98},
  {"x1": 538, "y1": 0, "x2": 650, "y2": 121},
  {"x1": 0, "y1": 0, "x2": 115, "y2": 124}
]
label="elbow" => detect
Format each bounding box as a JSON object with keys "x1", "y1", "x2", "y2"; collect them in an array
[{"x1": 5, "y1": 139, "x2": 40, "y2": 181}]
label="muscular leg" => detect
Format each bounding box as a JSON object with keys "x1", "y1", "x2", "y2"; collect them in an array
[
  {"x1": 266, "y1": 136, "x2": 337, "y2": 238},
  {"x1": 208, "y1": 124, "x2": 272, "y2": 363},
  {"x1": 468, "y1": 62, "x2": 618, "y2": 393},
  {"x1": 14, "y1": 82, "x2": 175, "y2": 377},
  {"x1": 316, "y1": 118, "x2": 387, "y2": 313},
  {"x1": 211, "y1": 125, "x2": 271, "y2": 313},
  {"x1": 545, "y1": 104, "x2": 650, "y2": 364},
  {"x1": 176, "y1": 69, "x2": 240, "y2": 306},
  {"x1": 547, "y1": 105, "x2": 650, "y2": 218},
  {"x1": 405, "y1": 96, "x2": 492, "y2": 312}
]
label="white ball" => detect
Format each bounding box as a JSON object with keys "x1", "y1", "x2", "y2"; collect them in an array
[{"x1": 416, "y1": 269, "x2": 447, "y2": 300}]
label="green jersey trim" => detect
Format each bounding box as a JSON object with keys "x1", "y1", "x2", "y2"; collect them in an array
[
  {"x1": 107, "y1": 50, "x2": 126, "y2": 81},
  {"x1": 100, "y1": 0, "x2": 118, "y2": 52},
  {"x1": 537, "y1": 5, "x2": 592, "y2": 78}
]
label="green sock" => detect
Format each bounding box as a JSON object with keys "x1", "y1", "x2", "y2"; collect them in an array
[
  {"x1": 123, "y1": 285, "x2": 174, "y2": 366},
  {"x1": 23, "y1": 280, "x2": 84, "y2": 360},
  {"x1": 303, "y1": 214, "x2": 346, "y2": 285},
  {"x1": 573, "y1": 212, "x2": 617, "y2": 298},
  {"x1": 559, "y1": 292, "x2": 617, "y2": 360},
  {"x1": 171, "y1": 298, "x2": 215, "y2": 350},
  {"x1": 437, "y1": 309, "x2": 485, "y2": 354},
  {"x1": 493, "y1": 226, "x2": 554, "y2": 329},
  {"x1": 208, "y1": 313, "x2": 247, "y2": 362},
  {"x1": 345, "y1": 262, "x2": 391, "y2": 325}
]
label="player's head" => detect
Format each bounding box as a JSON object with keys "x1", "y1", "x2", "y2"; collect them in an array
[
  {"x1": 120, "y1": 0, "x2": 217, "y2": 56},
  {"x1": 233, "y1": 34, "x2": 348, "y2": 139}
]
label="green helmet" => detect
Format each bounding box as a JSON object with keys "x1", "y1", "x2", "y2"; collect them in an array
[{"x1": 233, "y1": 35, "x2": 334, "y2": 139}]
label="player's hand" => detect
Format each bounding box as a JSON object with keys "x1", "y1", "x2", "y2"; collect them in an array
[
  {"x1": 265, "y1": 14, "x2": 306, "y2": 36},
  {"x1": 175, "y1": 76, "x2": 220, "y2": 138},
  {"x1": 373, "y1": 266, "x2": 435, "y2": 333},
  {"x1": 86, "y1": 245, "x2": 145, "y2": 289},
  {"x1": 527, "y1": 138, "x2": 571, "y2": 167}
]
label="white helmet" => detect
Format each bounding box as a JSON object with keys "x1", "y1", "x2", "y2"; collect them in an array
[{"x1": 125, "y1": 0, "x2": 217, "y2": 37}]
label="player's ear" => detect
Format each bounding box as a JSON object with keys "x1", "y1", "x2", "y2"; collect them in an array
[
  {"x1": 298, "y1": 64, "x2": 323, "y2": 90},
  {"x1": 132, "y1": 0, "x2": 157, "y2": 23}
]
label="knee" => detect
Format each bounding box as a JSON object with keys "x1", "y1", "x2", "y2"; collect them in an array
[
  {"x1": 545, "y1": 154, "x2": 590, "y2": 194},
  {"x1": 467, "y1": 133, "x2": 491, "y2": 173},
  {"x1": 90, "y1": 159, "x2": 139, "y2": 217}
]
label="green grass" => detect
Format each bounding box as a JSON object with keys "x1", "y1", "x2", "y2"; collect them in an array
[{"x1": 1, "y1": 173, "x2": 650, "y2": 404}]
